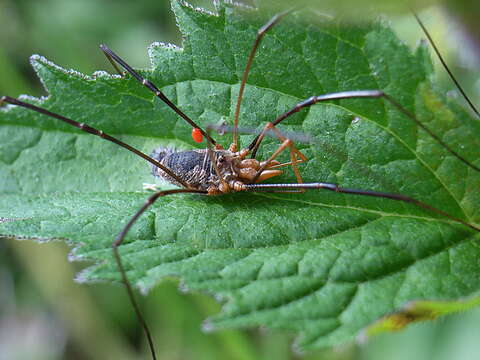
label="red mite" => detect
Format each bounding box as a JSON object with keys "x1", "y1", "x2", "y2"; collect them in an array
[{"x1": 191, "y1": 127, "x2": 203, "y2": 143}]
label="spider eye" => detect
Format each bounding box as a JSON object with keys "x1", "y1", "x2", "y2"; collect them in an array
[{"x1": 218, "y1": 156, "x2": 225, "y2": 164}]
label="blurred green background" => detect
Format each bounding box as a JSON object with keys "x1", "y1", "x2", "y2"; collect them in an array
[{"x1": 0, "y1": 0, "x2": 479, "y2": 359}]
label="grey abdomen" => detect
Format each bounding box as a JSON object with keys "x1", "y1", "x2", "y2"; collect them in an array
[{"x1": 151, "y1": 148, "x2": 216, "y2": 190}]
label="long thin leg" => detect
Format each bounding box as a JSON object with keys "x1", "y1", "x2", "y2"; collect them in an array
[
  {"x1": 412, "y1": 10, "x2": 479, "y2": 118},
  {"x1": 231, "y1": 8, "x2": 294, "y2": 151},
  {"x1": 244, "y1": 182, "x2": 480, "y2": 232},
  {"x1": 112, "y1": 188, "x2": 207, "y2": 360},
  {"x1": 99, "y1": 44, "x2": 217, "y2": 146},
  {"x1": 0, "y1": 96, "x2": 191, "y2": 188},
  {"x1": 247, "y1": 90, "x2": 480, "y2": 172}
]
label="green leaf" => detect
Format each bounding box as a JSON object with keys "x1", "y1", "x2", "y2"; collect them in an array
[{"x1": 1, "y1": 0, "x2": 480, "y2": 350}]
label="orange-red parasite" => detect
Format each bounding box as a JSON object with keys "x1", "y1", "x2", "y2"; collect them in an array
[{"x1": 191, "y1": 127, "x2": 203, "y2": 143}]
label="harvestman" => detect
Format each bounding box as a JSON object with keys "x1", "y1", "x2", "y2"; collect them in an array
[{"x1": 1, "y1": 8, "x2": 479, "y2": 360}]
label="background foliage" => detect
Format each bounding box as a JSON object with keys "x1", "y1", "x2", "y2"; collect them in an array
[{"x1": 0, "y1": 0, "x2": 479, "y2": 359}]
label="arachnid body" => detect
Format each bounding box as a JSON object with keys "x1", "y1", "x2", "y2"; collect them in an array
[
  {"x1": 1, "y1": 2, "x2": 479, "y2": 360},
  {"x1": 151, "y1": 146, "x2": 282, "y2": 193}
]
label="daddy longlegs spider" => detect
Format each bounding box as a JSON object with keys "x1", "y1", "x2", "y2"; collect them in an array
[{"x1": 1, "y1": 5, "x2": 479, "y2": 359}]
